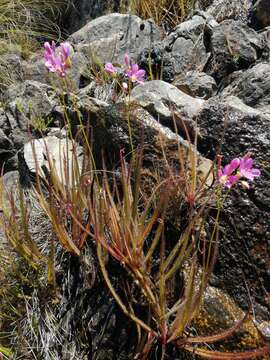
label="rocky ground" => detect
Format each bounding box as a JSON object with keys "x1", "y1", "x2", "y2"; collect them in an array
[{"x1": 0, "y1": 0, "x2": 270, "y2": 359}]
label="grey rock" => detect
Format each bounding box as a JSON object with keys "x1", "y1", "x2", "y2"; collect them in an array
[
  {"x1": 0, "y1": 108, "x2": 11, "y2": 137},
  {"x1": 0, "y1": 81, "x2": 62, "y2": 169},
  {"x1": 0, "y1": 129, "x2": 12, "y2": 150},
  {"x1": 206, "y1": 0, "x2": 252, "y2": 23},
  {"x1": 130, "y1": 80, "x2": 204, "y2": 135},
  {"x1": 261, "y1": 26, "x2": 270, "y2": 50},
  {"x1": 163, "y1": 12, "x2": 218, "y2": 75},
  {"x1": 19, "y1": 13, "x2": 161, "y2": 91},
  {"x1": 0, "y1": 171, "x2": 21, "y2": 215},
  {"x1": 138, "y1": 43, "x2": 175, "y2": 83},
  {"x1": 167, "y1": 11, "x2": 218, "y2": 39},
  {"x1": 63, "y1": 0, "x2": 124, "y2": 34},
  {"x1": 196, "y1": 95, "x2": 270, "y2": 313},
  {"x1": 221, "y1": 63, "x2": 270, "y2": 111},
  {"x1": 0, "y1": 172, "x2": 20, "y2": 255},
  {"x1": 5, "y1": 80, "x2": 59, "y2": 124},
  {"x1": 62, "y1": 93, "x2": 212, "y2": 188},
  {"x1": 0, "y1": 108, "x2": 18, "y2": 169},
  {"x1": 21, "y1": 54, "x2": 47, "y2": 82},
  {"x1": 78, "y1": 81, "x2": 117, "y2": 103},
  {"x1": 197, "y1": 0, "x2": 214, "y2": 9},
  {"x1": 136, "y1": 12, "x2": 217, "y2": 82},
  {"x1": 174, "y1": 71, "x2": 217, "y2": 99},
  {"x1": 0, "y1": 53, "x2": 23, "y2": 95},
  {"x1": 69, "y1": 13, "x2": 162, "y2": 65},
  {"x1": 206, "y1": 20, "x2": 265, "y2": 81},
  {"x1": 23, "y1": 136, "x2": 83, "y2": 186},
  {"x1": 0, "y1": 170, "x2": 20, "y2": 190},
  {"x1": 252, "y1": 0, "x2": 270, "y2": 29}
]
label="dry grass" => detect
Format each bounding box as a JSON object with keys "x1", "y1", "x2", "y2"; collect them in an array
[
  {"x1": 0, "y1": 0, "x2": 70, "y2": 91},
  {"x1": 129, "y1": 0, "x2": 195, "y2": 28},
  {"x1": 0, "y1": 0, "x2": 69, "y2": 56}
]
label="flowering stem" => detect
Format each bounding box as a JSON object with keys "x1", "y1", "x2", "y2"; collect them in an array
[
  {"x1": 126, "y1": 83, "x2": 134, "y2": 154},
  {"x1": 204, "y1": 187, "x2": 231, "y2": 277}
]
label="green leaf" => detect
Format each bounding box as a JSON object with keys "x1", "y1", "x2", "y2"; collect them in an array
[{"x1": 0, "y1": 345, "x2": 13, "y2": 357}]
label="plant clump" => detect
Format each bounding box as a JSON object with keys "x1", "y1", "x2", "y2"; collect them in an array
[{"x1": 0, "y1": 31, "x2": 269, "y2": 360}]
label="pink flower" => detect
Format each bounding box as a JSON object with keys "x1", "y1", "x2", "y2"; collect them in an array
[
  {"x1": 60, "y1": 42, "x2": 72, "y2": 59},
  {"x1": 239, "y1": 154, "x2": 261, "y2": 181},
  {"x1": 104, "y1": 62, "x2": 117, "y2": 75},
  {"x1": 218, "y1": 158, "x2": 240, "y2": 188},
  {"x1": 123, "y1": 53, "x2": 145, "y2": 85},
  {"x1": 126, "y1": 64, "x2": 145, "y2": 85},
  {"x1": 44, "y1": 41, "x2": 55, "y2": 56},
  {"x1": 44, "y1": 41, "x2": 72, "y2": 77},
  {"x1": 218, "y1": 154, "x2": 261, "y2": 189}
]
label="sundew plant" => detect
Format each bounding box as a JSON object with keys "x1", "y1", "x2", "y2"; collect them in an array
[{"x1": 0, "y1": 41, "x2": 269, "y2": 360}]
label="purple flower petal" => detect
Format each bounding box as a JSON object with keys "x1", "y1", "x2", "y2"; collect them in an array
[
  {"x1": 131, "y1": 64, "x2": 139, "y2": 73},
  {"x1": 230, "y1": 158, "x2": 240, "y2": 170},
  {"x1": 60, "y1": 42, "x2": 72, "y2": 63},
  {"x1": 223, "y1": 164, "x2": 232, "y2": 176},
  {"x1": 252, "y1": 169, "x2": 261, "y2": 177},
  {"x1": 43, "y1": 41, "x2": 72, "y2": 77},
  {"x1": 239, "y1": 154, "x2": 260, "y2": 182},
  {"x1": 105, "y1": 62, "x2": 117, "y2": 75},
  {"x1": 44, "y1": 42, "x2": 53, "y2": 54},
  {"x1": 240, "y1": 157, "x2": 253, "y2": 171},
  {"x1": 124, "y1": 53, "x2": 130, "y2": 67},
  {"x1": 227, "y1": 175, "x2": 239, "y2": 187}
]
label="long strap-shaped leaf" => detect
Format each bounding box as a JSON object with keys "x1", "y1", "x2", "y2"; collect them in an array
[
  {"x1": 180, "y1": 311, "x2": 249, "y2": 345},
  {"x1": 97, "y1": 241, "x2": 157, "y2": 336},
  {"x1": 185, "y1": 344, "x2": 270, "y2": 359}
]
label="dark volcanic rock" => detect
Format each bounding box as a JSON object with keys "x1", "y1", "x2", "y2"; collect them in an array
[
  {"x1": 130, "y1": 80, "x2": 204, "y2": 117},
  {"x1": 205, "y1": 0, "x2": 252, "y2": 23},
  {"x1": 68, "y1": 13, "x2": 162, "y2": 66},
  {"x1": 13, "y1": 14, "x2": 162, "y2": 92},
  {"x1": 250, "y1": 0, "x2": 270, "y2": 30},
  {"x1": 162, "y1": 11, "x2": 218, "y2": 76},
  {"x1": 205, "y1": 20, "x2": 265, "y2": 81},
  {"x1": 197, "y1": 95, "x2": 270, "y2": 317},
  {"x1": 0, "y1": 109, "x2": 14, "y2": 169},
  {"x1": 262, "y1": 26, "x2": 270, "y2": 51},
  {"x1": 68, "y1": 94, "x2": 211, "y2": 178},
  {"x1": 0, "y1": 107, "x2": 26, "y2": 170},
  {"x1": 174, "y1": 70, "x2": 217, "y2": 99},
  {"x1": 63, "y1": 0, "x2": 126, "y2": 34},
  {"x1": 130, "y1": 80, "x2": 204, "y2": 138},
  {"x1": 0, "y1": 53, "x2": 23, "y2": 95},
  {"x1": 0, "y1": 81, "x2": 61, "y2": 170},
  {"x1": 5, "y1": 81, "x2": 59, "y2": 121},
  {"x1": 137, "y1": 11, "x2": 218, "y2": 82},
  {"x1": 138, "y1": 43, "x2": 175, "y2": 83},
  {"x1": 221, "y1": 63, "x2": 270, "y2": 112}
]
